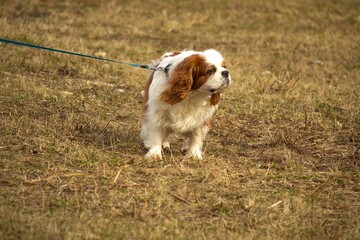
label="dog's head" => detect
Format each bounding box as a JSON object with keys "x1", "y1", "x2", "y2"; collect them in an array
[{"x1": 160, "y1": 49, "x2": 231, "y2": 105}]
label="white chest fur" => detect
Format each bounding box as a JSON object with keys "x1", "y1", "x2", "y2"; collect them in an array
[{"x1": 156, "y1": 92, "x2": 217, "y2": 133}]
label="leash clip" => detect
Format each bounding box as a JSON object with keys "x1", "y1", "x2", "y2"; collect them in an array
[{"x1": 156, "y1": 64, "x2": 172, "y2": 74}]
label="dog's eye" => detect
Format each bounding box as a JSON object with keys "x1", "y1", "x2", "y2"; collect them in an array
[{"x1": 207, "y1": 67, "x2": 216, "y2": 74}]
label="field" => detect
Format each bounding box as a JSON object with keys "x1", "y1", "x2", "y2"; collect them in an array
[{"x1": 1, "y1": 0, "x2": 360, "y2": 239}]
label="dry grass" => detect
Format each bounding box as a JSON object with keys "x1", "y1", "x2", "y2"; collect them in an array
[{"x1": 1, "y1": 0, "x2": 360, "y2": 239}]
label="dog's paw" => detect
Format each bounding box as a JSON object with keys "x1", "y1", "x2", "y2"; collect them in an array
[
  {"x1": 185, "y1": 148, "x2": 203, "y2": 160},
  {"x1": 181, "y1": 137, "x2": 189, "y2": 154},
  {"x1": 180, "y1": 146, "x2": 188, "y2": 154},
  {"x1": 145, "y1": 146, "x2": 162, "y2": 160},
  {"x1": 162, "y1": 141, "x2": 170, "y2": 149}
]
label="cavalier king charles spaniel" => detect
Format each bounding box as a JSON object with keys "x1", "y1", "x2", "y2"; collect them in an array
[{"x1": 140, "y1": 49, "x2": 231, "y2": 160}]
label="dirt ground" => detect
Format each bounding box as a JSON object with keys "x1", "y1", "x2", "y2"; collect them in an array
[{"x1": 1, "y1": 0, "x2": 359, "y2": 239}]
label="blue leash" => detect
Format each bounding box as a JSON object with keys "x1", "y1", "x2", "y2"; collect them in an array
[{"x1": 0, "y1": 38, "x2": 161, "y2": 71}]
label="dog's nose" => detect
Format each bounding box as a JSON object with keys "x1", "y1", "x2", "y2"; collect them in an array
[{"x1": 221, "y1": 70, "x2": 229, "y2": 78}]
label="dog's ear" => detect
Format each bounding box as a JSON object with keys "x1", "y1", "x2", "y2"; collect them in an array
[
  {"x1": 160, "y1": 54, "x2": 204, "y2": 105},
  {"x1": 210, "y1": 93, "x2": 221, "y2": 106}
]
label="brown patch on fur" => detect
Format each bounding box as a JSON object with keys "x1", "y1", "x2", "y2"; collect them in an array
[
  {"x1": 160, "y1": 54, "x2": 209, "y2": 105},
  {"x1": 210, "y1": 93, "x2": 221, "y2": 106},
  {"x1": 191, "y1": 64, "x2": 216, "y2": 90},
  {"x1": 221, "y1": 60, "x2": 226, "y2": 68}
]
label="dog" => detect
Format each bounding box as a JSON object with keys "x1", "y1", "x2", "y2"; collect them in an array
[{"x1": 140, "y1": 49, "x2": 231, "y2": 160}]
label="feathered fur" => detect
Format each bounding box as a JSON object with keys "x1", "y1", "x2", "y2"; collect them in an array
[{"x1": 140, "y1": 49, "x2": 231, "y2": 159}]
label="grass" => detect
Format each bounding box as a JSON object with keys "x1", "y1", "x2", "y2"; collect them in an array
[{"x1": 1, "y1": 0, "x2": 360, "y2": 239}]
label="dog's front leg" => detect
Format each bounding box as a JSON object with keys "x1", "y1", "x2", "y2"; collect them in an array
[
  {"x1": 143, "y1": 126, "x2": 163, "y2": 160},
  {"x1": 186, "y1": 127, "x2": 205, "y2": 160}
]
